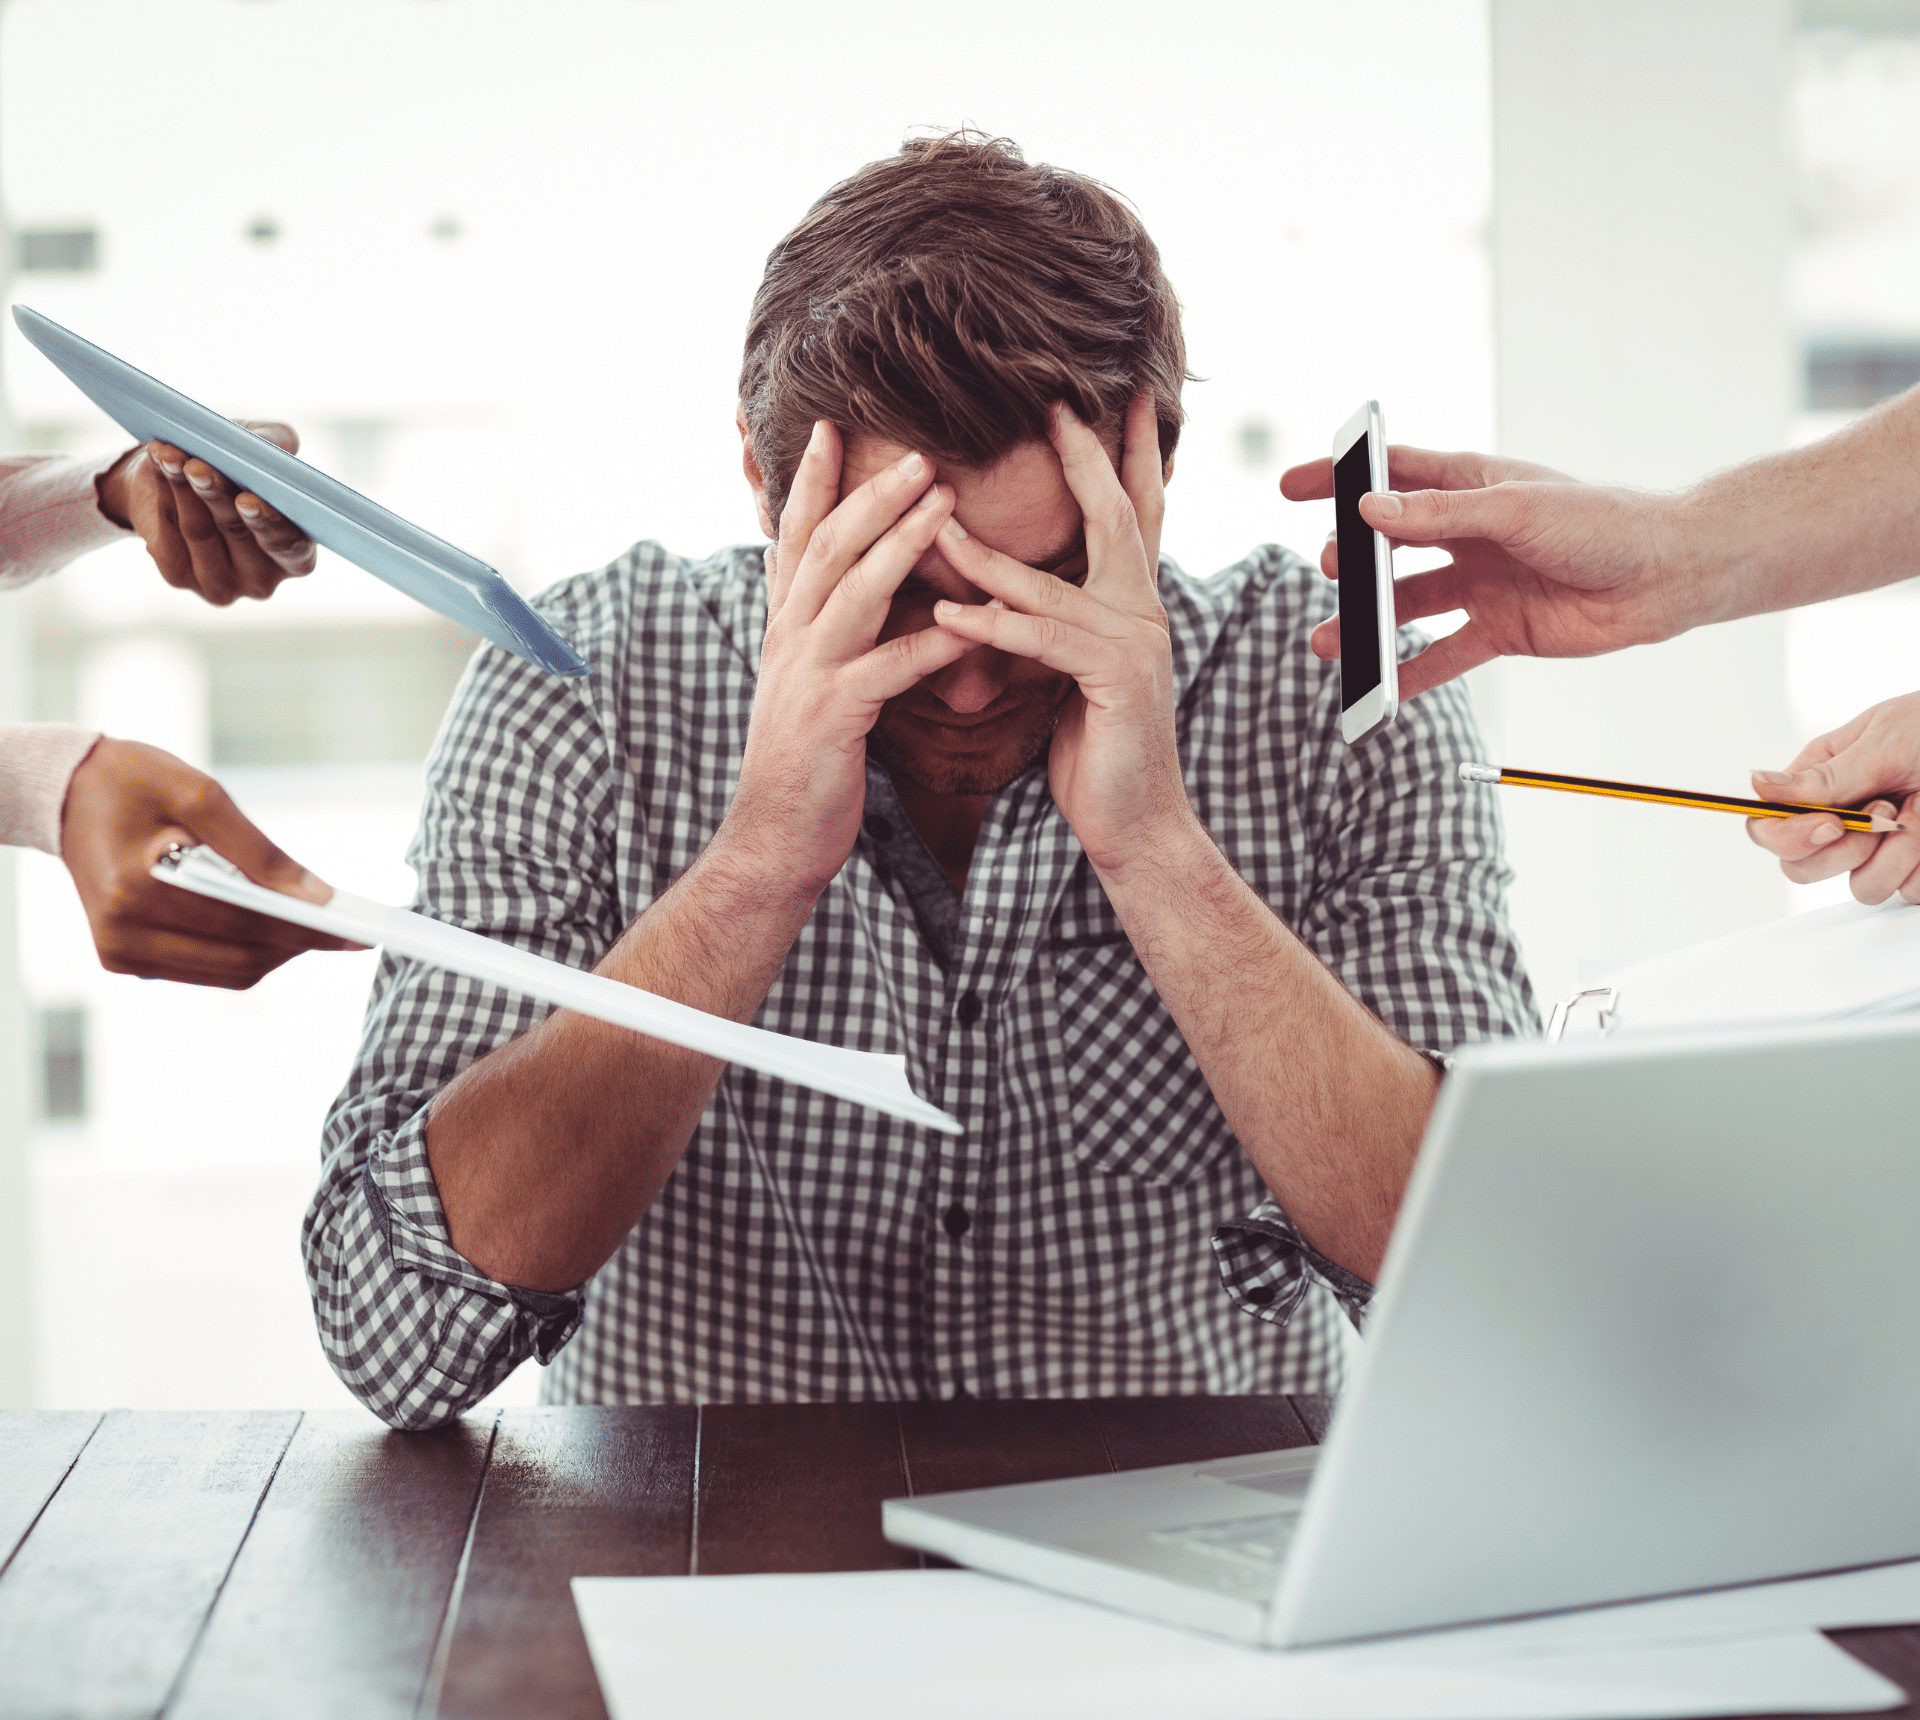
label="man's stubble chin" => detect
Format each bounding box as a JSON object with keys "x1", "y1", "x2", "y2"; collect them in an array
[{"x1": 867, "y1": 703, "x2": 1061, "y2": 797}]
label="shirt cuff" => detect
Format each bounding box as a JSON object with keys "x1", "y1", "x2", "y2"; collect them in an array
[
  {"x1": 0, "y1": 724, "x2": 102, "y2": 855},
  {"x1": 362, "y1": 1108, "x2": 586, "y2": 1364},
  {"x1": 0, "y1": 451, "x2": 132, "y2": 591},
  {"x1": 1212, "y1": 1195, "x2": 1375, "y2": 1330}
]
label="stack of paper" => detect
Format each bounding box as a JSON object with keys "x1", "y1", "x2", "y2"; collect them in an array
[
  {"x1": 1566, "y1": 897, "x2": 1920, "y2": 1039},
  {"x1": 572, "y1": 1565, "x2": 1915, "y2": 1720}
]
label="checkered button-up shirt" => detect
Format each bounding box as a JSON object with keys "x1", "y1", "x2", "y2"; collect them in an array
[{"x1": 305, "y1": 540, "x2": 1536, "y2": 1430}]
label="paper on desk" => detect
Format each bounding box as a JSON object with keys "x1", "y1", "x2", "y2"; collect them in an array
[
  {"x1": 571, "y1": 1570, "x2": 1902, "y2": 1720},
  {"x1": 153, "y1": 846, "x2": 959, "y2": 1135},
  {"x1": 1569, "y1": 896, "x2": 1920, "y2": 1038}
]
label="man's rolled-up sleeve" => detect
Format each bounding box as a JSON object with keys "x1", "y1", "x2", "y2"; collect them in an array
[
  {"x1": 304, "y1": 571, "x2": 634, "y2": 1429},
  {"x1": 1211, "y1": 1197, "x2": 1376, "y2": 1331},
  {"x1": 305, "y1": 1100, "x2": 584, "y2": 1430}
]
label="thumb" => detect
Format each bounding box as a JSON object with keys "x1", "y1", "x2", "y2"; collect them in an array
[
  {"x1": 1751, "y1": 747, "x2": 1885, "y2": 813},
  {"x1": 240, "y1": 419, "x2": 299, "y2": 455},
  {"x1": 1363, "y1": 483, "x2": 1529, "y2": 547},
  {"x1": 176, "y1": 785, "x2": 334, "y2": 905}
]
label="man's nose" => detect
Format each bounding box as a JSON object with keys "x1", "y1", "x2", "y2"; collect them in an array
[{"x1": 925, "y1": 645, "x2": 1007, "y2": 714}]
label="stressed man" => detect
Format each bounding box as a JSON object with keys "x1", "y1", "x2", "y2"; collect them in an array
[{"x1": 309, "y1": 135, "x2": 1534, "y2": 1430}]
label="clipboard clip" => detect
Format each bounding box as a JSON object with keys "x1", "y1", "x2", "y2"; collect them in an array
[{"x1": 1546, "y1": 985, "x2": 1618, "y2": 1043}]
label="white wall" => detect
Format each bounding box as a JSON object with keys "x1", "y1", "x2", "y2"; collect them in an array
[{"x1": 1481, "y1": 0, "x2": 1796, "y2": 1003}]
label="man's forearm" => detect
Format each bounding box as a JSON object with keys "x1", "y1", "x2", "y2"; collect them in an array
[
  {"x1": 1094, "y1": 819, "x2": 1438, "y2": 1283},
  {"x1": 425, "y1": 829, "x2": 821, "y2": 1291},
  {"x1": 1675, "y1": 384, "x2": 1920, "y2": 627}
]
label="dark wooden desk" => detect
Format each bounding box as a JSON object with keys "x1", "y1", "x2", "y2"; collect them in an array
[{"x1": 1, "y1": 1399, "x2": 1915, "y2": 1720}]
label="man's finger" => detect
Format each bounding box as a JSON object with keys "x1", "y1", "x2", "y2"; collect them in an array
[
  {"x1": 239, "y1": 419, "x2": 299, "y2": 455},
  {"x1": 1118, "y1": 392, "x2": 1166, "y2": 573},
  {"x1": 92, "y1": 917, "x2": 313, "y2": 989},
  {"x1": 1048, "y1": 402, "x2": 1156, "y2": 610},
  {"x1": 936, "y1": 517, "x2": 1132, "y2": 638},
  {"x1": 841, "y1": 620, "x2": 981, "y2": 707},
  {"x1": 1281, "y1": 444, "x2": 1529, "y2": 505},
  {"x1": 931, "y1": 593, "x2": 1122, "y2": 686},
  {"x1": 784, "y1": 445, "x2": 935, "y2": 625},
  {"x1": 813, "y1": 483, "x2": 955, "y2": 653},
  {"x1": 770, "y1": 420, "x2": 840, "y2": 620}
]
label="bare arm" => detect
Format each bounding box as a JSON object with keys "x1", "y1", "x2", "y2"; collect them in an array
[
  {"x1": 423, "y1": 427, "x2": 974, "y2": 1292},
  {"x1": 1095, "y1": 821, "x2": 1438, "y2": 1282}
]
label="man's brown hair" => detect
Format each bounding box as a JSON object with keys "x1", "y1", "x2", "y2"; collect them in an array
[{"x1": 739, "y1": 132, "x2": 1188, "y2": 526}]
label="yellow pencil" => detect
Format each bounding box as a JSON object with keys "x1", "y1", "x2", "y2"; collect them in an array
[{"x1": 1457, "y1": 764, "x2": 1905, "y2": 834}]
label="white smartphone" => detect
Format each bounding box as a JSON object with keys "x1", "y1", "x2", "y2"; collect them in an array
[{"x1": 1332, "y1": 400, "x2": 1399, "y2": 744}]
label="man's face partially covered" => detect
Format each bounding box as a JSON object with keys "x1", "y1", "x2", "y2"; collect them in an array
[{"x1": 839, "y1": 434, "x2": 1097, "y2": 797}]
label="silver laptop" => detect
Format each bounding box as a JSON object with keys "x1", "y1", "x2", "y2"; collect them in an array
[{"x1": 883, "y1": 1017, "x2": 1920, "y2": 1648}]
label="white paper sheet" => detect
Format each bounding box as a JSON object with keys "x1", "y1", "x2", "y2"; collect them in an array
[
  {"x1": 571, "y1": 1570, "x2": 1903, "y2": 1720},
  {"x1": 153, "y1": 846, "x2": 959, "y2": 1134},
  {"x1": 1565, "y1": 897, "x2": 1920, "y2": 1038}
]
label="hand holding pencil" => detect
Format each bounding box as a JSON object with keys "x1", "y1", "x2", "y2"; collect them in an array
[
  {"x1": 1747, "y1": 690, "x2": 1920, "y2": 907},
  {"x1": 1462, "y1": 688, "x2": 1920, "y2": 909}
]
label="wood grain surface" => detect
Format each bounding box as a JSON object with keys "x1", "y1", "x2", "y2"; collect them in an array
[{"x1": 0, "y1": 1400, "x2": 1913, "y2": 1720}]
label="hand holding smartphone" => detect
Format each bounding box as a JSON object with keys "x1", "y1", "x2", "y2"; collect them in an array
[{"x1": 1332, "y1": 401, "x2": 1398, "y2": 744}]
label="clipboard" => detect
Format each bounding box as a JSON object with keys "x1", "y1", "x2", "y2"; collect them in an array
[
  {"x1": 12, "y1": 304, "x2": 588, "y2": 678},
  {"x1": 153, "y1": 845, "x2": 959, "y2": 1135}
]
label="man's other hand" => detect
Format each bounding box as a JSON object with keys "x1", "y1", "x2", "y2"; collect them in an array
[
  {"x1": 728, "y1": 421, "x2": 977, "y2": 891},
  {"x1": 1279, "y1": 445, "x2": 1688, "y2": 700},
  {"x1": 61, "y1": 737, "x2": 360, "y2": 987},
  {"x1": 97, "y1": 422, "x2": 317, "y2": 605},
  {"x1": 1747, "y1": 691, "x2": 1920, "y2": 904},
  {"x1": 929, "y1": 393, "x2": 1188, "y2": 875}
]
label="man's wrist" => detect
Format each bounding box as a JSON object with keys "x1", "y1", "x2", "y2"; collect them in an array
[{"x1": 1085, "y1": 805, "x2": 1224, "y2": 902}]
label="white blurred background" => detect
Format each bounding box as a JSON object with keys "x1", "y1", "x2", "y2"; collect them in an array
[{"x1": 0, "y1": 0, "x2": 1916, "y2": 1411}]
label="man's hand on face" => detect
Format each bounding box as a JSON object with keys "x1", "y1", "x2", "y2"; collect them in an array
[
  {"x1": 727, "y1": 420, "x2": 980, "y2": 892},
  {"x1": 925, "y1": 394, "x2": 1192, "y2": 876},
  {"x1": 96, "y1": 422, "x2": 318, "y2": 606},
  {"x1": 1279, "y1": 445, "x2": 1685, "y2": 700}
]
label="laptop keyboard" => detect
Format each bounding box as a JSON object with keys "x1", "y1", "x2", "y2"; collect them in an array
[{"x1": 1144, "y1": 1509, "x2": 1302, "y2": 1573}]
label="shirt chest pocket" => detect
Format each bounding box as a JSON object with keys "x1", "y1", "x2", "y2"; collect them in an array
[{"x1": 1047, "y1": 934, "x2": 1240, "y2": 1188}]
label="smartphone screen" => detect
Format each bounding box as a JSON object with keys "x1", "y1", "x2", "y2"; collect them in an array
[{"x1": 1333, "y1": 436, "x2": 1381, "y2": 712}]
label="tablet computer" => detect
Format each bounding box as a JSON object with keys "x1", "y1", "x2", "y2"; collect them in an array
[{"x1": 12, "y1": 304, "x2": 588, "y2": 677}]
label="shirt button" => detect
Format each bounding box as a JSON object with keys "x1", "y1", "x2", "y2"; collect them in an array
[
  {"x1": 1244, "y1": 1285, "x2": 1277, "y2": 1307},
  {"x1": 956, "y1": 991, "x2": 983, "y2": 1026},
  {"x1": 942, "y1": 1202, "x2": 971, "y2": 1238},
  {"x1": 864, "y1": 814, "x2": 894, "y2": 841}
]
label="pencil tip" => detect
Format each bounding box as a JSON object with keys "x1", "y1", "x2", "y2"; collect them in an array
[{"x1": 1870, "y1": 816, "x2": 1906, "y2": 834}]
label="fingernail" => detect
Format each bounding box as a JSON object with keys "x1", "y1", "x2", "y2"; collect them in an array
[
  {"x1": 986, "y1": 598, "x2": 1006, "y2": 610},
  {"x1": 935, "y1": 600, "x2": 961, "y2": 617},
  {"x1": 236, "y1": 497, "x2": 261, "y2": 518},
  {"x1": 897, "y1": 452, "x2": 925, "y2": 479},
  {"x1": 942, "y1": 517, "x2": 968, "y2": 541},
  {"x1": 807, "y1": 420, "x2": 827, "y2": 451},
  {"x1": 1369, "y1": 492, "x2": 1404, "y2": 521},
  {"x1": 1809, "y1": 822, "x2": 1841, "y2": 846},
  {"x1": 1056, "y1": 401, "x2": 1082, "y2": 427},
  {"x1": 160, "y1": 460, "x2": 183, "y2": 479},
  {"x1": 1752, "y1": 770, "x2": 1792, "y2": 786},
  {"x1": 188, "y1": 470, "x2": 214, "y2": 491}
]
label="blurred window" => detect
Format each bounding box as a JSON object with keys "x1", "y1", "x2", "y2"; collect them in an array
[
  {"x1": 207, "y1": 625, "x2": 477, "y2": 767},
  {"x1": 18, "y1": 228, "x2": 98, "y2": 272},
  {"x1": 39, "y1": 1007, "x2": 86, "y2": 1121},
  {"x1": 1805, "y1": 340, "x2": 1920, "y2": 409}
]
